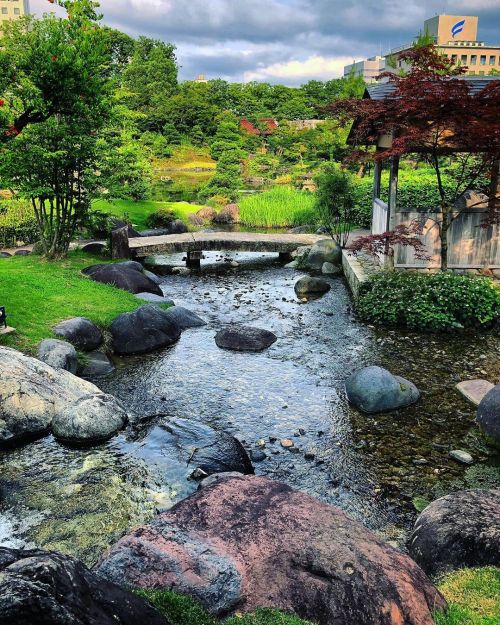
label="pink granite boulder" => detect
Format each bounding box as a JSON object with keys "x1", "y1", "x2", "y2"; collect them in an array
[{"x1": 95, "y1": 475, "x2": 446, "y2": 625}]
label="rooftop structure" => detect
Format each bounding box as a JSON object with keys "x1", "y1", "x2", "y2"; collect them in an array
[{"x1": 343, "y1": 56, "x2": 386, "y2": 84}]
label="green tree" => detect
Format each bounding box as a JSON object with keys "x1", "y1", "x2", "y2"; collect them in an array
[
  {"x1": 0, "y1": 1, "x2": 112, "y2": 257},
  {"x1": 210, "y1": 114, "x2": 243, "y2": 160},
  {"x1": 315, "y1": 164, "x2": 356, "y2": 247}
]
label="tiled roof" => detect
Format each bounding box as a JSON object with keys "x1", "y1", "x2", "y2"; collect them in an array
[{"x1": 365, "y1": 75, "x2": 499, "y2": 100}]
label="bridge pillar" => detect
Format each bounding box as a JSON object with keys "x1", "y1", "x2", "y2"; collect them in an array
[
  {"x1": 186, "y1": 250, "x2": 202, "y2": 269},
  {"x1": 279, "y1": 252, "x2": 293, "y2": 262}
]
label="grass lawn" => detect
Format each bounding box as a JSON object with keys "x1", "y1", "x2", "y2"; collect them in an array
[
  {"x1": 92, "y1": 199, "x2": 206, "y2": 231},
  {"x1": 436, "y1": 568, "x2": 500, "y2": 625},
  {"x1": 0, "y1": 251, "x2": 142, "y2": 354},
  {"x1": 239, "y1": 186, "x2": 318, "y2": 228},
  {"x1": 154, "y1": 145, "x2": 216, "y2": 171}
]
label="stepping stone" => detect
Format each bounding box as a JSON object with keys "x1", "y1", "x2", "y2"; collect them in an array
[
  {"x1": 456, "y1": 379, "x2": 494, "y2": 406},
  {"x1": 0, "y1": 326, "x2": 16, "y2": 335},
  {"x1": 449, "y1": 450, "x2": 474, "y2": 465}
]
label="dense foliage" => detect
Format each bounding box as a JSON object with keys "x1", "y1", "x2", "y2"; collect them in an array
[
  {"x1": 315, "y1": 164, "x2": 356, "y2": 246},
  {"x1": 0, "y1": 200, "x2": 38, "y2": 247},
  {"x1": 357, "y1": 272, "x2": 500, "y2": 331},
  {"x1": 239, "y1": 186, "x2": 317, "y2": 228}
]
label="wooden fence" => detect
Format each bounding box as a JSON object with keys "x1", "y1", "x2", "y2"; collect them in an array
[{"x1": 371, "y1": 200, "x2": 500, "y2": 269}]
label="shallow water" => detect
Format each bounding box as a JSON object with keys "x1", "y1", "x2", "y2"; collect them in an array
[{"x1": 1, "y1": 251, "x2": 499, "y2": 565}]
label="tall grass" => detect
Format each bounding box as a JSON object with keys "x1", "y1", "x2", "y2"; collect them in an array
[{"x1": 239, "y1": 186, "x2": 317, "y2": 228}]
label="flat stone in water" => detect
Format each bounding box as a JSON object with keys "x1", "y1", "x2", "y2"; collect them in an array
[
  {"x1": 215, "y1": 325, "x2": 277, "y2": 352},
  {"x1": 456, "y1": 379, "x2": 494, "y2": 406}
]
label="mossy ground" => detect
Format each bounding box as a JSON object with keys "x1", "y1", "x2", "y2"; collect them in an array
[{"x1": 0, "y1": 251, "x2": 142, "y2": 353}]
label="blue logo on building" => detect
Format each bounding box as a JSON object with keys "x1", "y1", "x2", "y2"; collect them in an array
[{"x1": 451, "y1": 19, "x2": 465, "y2": 38}]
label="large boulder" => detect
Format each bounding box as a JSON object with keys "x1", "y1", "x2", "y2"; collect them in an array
[
  {"x1": 169, "y1": 219, "x2": 188, "y2": 234},
  {"x1": 110, "y1": 305, "x2": 182, "y2": 356},
  {"x1": 0, "y1": 347, "x2": 125, "y2": 446},
  {"x1": 163, "y1": 306, "x2": 206, "y2": 330},
  {"x1": 215, "y1": 326, "x2": 277, "y2": 352},
  {"x1": 213, "y1": 204, "x2": 240, "y2": 224},
  {"x1": 53, "y1": 317, "x2": 103, "y2": 352},
  {"x1": 52, "y1": 394, "x2": 128, "y2": 444},
  {"x1": 38, "y1": 339, "x2": 78, "y2": 374},
  {"x1": 294, "y1": 276, "x2": 331, "y2": 296},
  {"x1": 0, "y1": 547, "x2": 168, "y2": 625},
  {"x1": 346, "y1": 366, "x2": 420, "y2": 414},
  {"x1": 82, "y1": 263, "x2": 163, "y2": 297},
  {"x1": 95, "y1": 475, "x2": 445, "y2": 625},
  {"x1": 305, "y1": 239, "x2": 341, "y2": 270},
  {"x1": 123, "y1": 417, "x2": 253, "y2": 500},
  {"x1": 477, "y1": 385, "x2": 500, "y2": 444},
  {"x1": 409, "y1": 489, "x2": 500, "y2": 577},
  {"x1": 110, "y1": 218, "x2": 141, "y2": 239}
]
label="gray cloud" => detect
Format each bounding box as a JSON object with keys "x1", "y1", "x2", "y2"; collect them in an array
[{"x1": 29, "y1": 0, "x2": 500, "y2": 84}]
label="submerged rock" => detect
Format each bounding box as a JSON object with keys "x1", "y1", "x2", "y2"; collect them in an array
[
  {"x1": 80, "y1": 351, "x2": 115, "y2": 378},
  {"x1": 0, "y1": 547, "x2": 169, "y2": 625},
  {"x1": 345, "y1": 366, "x2": 420, "y2": 414},
  {"x1": 110, "y1": 305, "x2": 182, "y2": 356},
  {"x1": 38, "y1": 339, "x2": 78, "y2": 374},
  {"x1": 134, "y1": 292, "x2": 174, "y2": 305},
  {"x1": 123, "y1": 417, "x2": 253, "y2": 498},
  {"x1": 82, "y1": 263, "x2": 163, "y2": 297},
  {"x1": 477, "y1": 384, "x2": 500, "y2": 444},
  {"x1": 96, "y1": 475, "x2": 445, "y2": 625},
  {"x1": 322, "y1": 262, "x2": 342, "y2": 276},
  {"x1": 215, "y1": 326, "x2": 277, "y2": 352},
  {"x1": 53, "y1": 317, "x2": 103, "y2": 352},
  {"x1": 409, "y1": 489, "x2": 500, "y2": 576},
  {"x1": 0, "y1": 347, "x2": 125, "y2": 446}
]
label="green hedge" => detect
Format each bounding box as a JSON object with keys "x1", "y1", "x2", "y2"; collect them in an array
[
  {"x1": 352, "y1": 170, "x2": 458, "y2": 228},
  {"x1": 357, "y1": 271, "x2": 500, "y2": 332},
  {"x1": 0, "y1": 199, "x2": 39, "y2": 247}
]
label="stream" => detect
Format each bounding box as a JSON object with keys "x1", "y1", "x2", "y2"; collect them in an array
[{"x1": 1, "y1": 251, "x2": 499, "y2": 566}]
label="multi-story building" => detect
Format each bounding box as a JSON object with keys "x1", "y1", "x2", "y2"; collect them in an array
[
  {"x1": 344, "y1": 15, "x2": 500, "y2": 83},
  {"x1": 343, "y1": 55, "x2": 386, "y2": 83},
  {"x1": 388, "y1": 15, "x2": 500, "y2": 76},
  {"x1": 0, "y1": 0, "x2": 29, "y2": 26}
]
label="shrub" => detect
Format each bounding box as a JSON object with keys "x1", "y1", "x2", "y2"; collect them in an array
[
  {"x1": 357, "y1": 271, "x2": 500, "y2": 332},
  {"x1": 146, "y1": 208, "x2": 176, "y2": 229},
  {"x1": 0, "y1": 200, "x2": 39, "y2": 247},
  {"x1": 315, "y1": 164, "x2": 356, "y2": 247},
  {"x1": 83, "y1": 209, "x2": 115, "y2": 239},
  {"x1": 239, "y1": 186, "x2": 317, "y2": 228}
]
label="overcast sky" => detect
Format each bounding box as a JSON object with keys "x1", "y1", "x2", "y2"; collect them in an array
[{"x1": 30, "y1": 0, "x2": 500, "y2": 85}]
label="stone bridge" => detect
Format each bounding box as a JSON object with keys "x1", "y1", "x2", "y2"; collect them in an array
[{"x1": 120, "y1": 231, "x2": 325, "y2": 266}]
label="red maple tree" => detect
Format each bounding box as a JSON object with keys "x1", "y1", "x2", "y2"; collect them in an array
[{"x1": 325, "y1": 44, "x2": 500, "y2": 270}]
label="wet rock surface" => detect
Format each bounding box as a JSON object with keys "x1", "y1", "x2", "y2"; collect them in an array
[
  {"x1": 110, "y1": 305, "x2": 182, "y2": 355},
  {"x1": 163, "y1": 306, "x2": 207, "y2": 330},
  {"x1": 409, "y1": 488, "x2": 500, "y2": 576},
  {"x1": 80, "y1": 352, "x2": 115, "y2": 378},
  {"x1": 82, "y1": 263, "x2": 163, "y2": 297},
  {"x1": 96, "y1": 475, "x2": 446, "y2": 625},
  {"x1": 38, "y1": 339, "x2": 78, "y2": 374},
  {"x1": 53, "y1": 317, "x2": 103, "y2": 352},
  {"x1": 294, "y1": 276, "x2": 331, "y2": 296},
  {"x1": 346, "y1": 366, "x2": 420, "y2": 414},
  {"x1": 305, "y1": 239, "x2": 341, "y2": 270},
  {"x1": 0, "y1": 547, "x2": 168, "y2": 625},
  {"x1": 215, "y1": 325, "x2": 277, "y2": 352}
]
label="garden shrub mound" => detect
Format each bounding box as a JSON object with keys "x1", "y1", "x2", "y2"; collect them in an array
[
  {"x1": 215, "y1": 326, "x2": 277, "y2": 352},
  {"x1": 95, "y1": 474, "x2": 446, "y2": 625},
  {"x1": 0, "y1": 547, "x2": 169, "y2": 625},
  {"x1": 110, "y1": 304, "x2": 182, "y2": 355},
  {"x1": 357, "y1": 272, "x2": 499, "y2": 332},
  {"x1": 346, "y1": 366, "x2": 420, "y2": 414},
  {"x1": 83, "y1": 262, "x2": 163, "y2": 297},
  {"x1": 409, "y1": 489, "x2": 500, "y2": 577},
  {"x1": 477, "y1": 385, "x2": 500, "y2": 445},
  {"x1": 0, "y1": 347, "x2": 127, "y2": 446}
]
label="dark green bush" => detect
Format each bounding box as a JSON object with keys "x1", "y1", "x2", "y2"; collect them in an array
[
  {"x1": 357, "y1": 271, "x2": 500, "y2": 332},
  {"x1": 0, "y1": 200, "x2": 39, "y2": 247},
  {"x1": 145, "y1": 207, "x2": 176, "y2": 229}
]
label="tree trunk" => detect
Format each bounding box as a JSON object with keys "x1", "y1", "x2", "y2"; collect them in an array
[{"x1": 440, "y1": 208, "x2": 449, "y2": 271}]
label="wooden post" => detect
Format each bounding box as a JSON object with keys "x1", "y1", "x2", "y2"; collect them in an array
[
  {"x1": 384, "y1": 156, "x2": 399, "y2": 268},
  {"x1": 372, "y1": 158, "x2": 383, "y2": 235},
  {"x1": 111, "y1": 226, "x2": 130, "y2": 259},
  {"x1": 186, "y1": 250, "x2": 202, "y2": 269}
]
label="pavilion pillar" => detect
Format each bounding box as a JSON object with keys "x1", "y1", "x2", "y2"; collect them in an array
[
  {"x1": 388, "y1": 156, "x2": 399, "y2": 231},
  {"x1": 372, "y1": 159, "x2": 382, "y2": 202}
]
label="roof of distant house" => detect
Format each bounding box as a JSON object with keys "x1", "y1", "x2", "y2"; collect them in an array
[{"x1": 240, "y1": 118, "x2": 279, "y2": 135}]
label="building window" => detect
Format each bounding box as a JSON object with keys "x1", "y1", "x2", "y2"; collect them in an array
[
  {"x1": 451, "y1": 54, "x2": 458, "y2": 64},
  {"x1": 1, "y1": 7, "x2": 7, "y2": 13},
  {"x1": 470, "y1": 55, "x2": 477, "y2": 65},
  {"x1": 490, "y1": 56, "x2": 496, "y2": 65},
  {"x1": 479, "y1": 70, "x2": 485, "y2": 75},
  {"x1": 480, "y1": 55, "x2": 486, "y2": 65},
  {"x1": 13, "y1": 7, "x2": 20, "y2": 14},
  {"x1": 461, "y1": 55, "x2": 468, "y2": 64}
]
